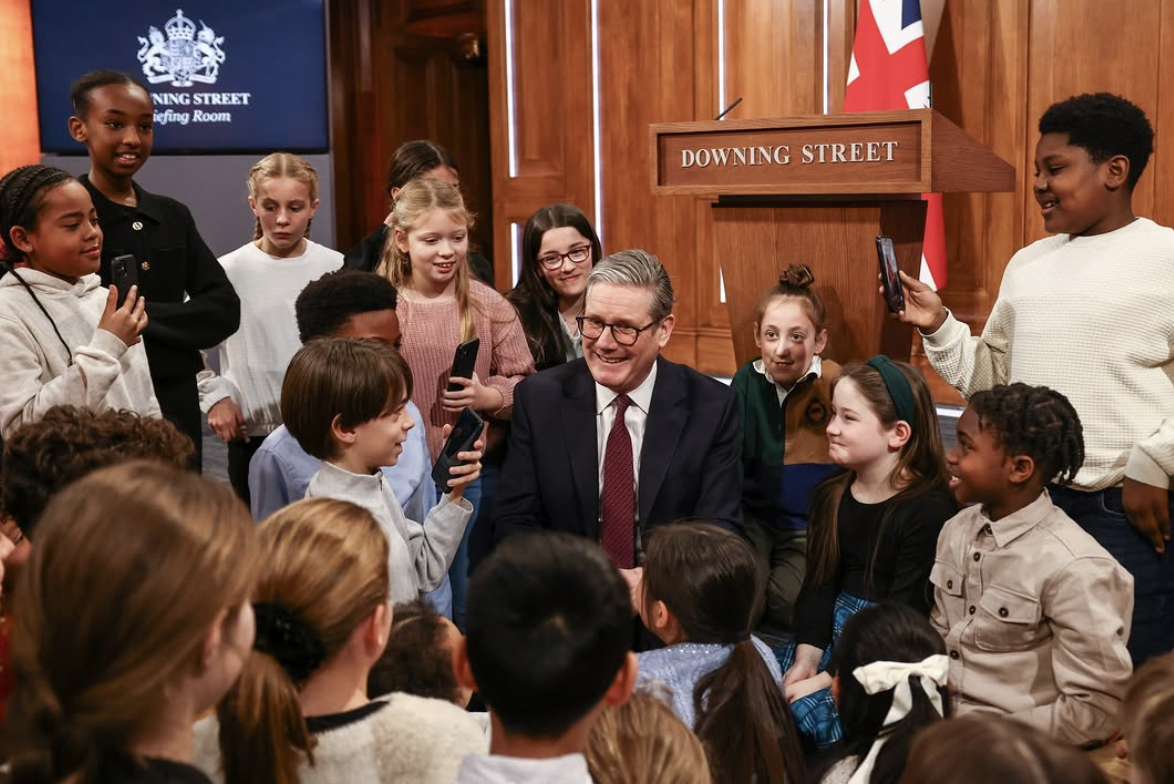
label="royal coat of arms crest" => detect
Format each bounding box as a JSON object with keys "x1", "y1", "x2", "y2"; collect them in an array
[{"x1": 136, "y1": 9, "x2": 226, "y2": 87}]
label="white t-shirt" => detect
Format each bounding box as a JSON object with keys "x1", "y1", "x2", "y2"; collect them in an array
[{"x1": 197, "y1": 239, "x2": 342, "y2": 436}]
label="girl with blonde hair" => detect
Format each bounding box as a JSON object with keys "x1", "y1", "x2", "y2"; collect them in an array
[
  {"x1": 194, "y1": 497, "x2": 485, "y2": 784},
  {"x1": 377, "y1": 178, "x2": 533, "y2": 629},
  {"x1": 585, "y1": 689, "x2": 712, "y2": 784},
  {"x1": 3, "y1": 461, "x2": 259, "y2": 784},
  {"x1": 198, "y1": 152, "x2": 343, "y2": 502}
]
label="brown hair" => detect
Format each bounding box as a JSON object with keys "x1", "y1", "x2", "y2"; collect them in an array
[
  {"x1": 898, "y1": 714, "x2": 1110, "y2": 784},
  {"x1": 217, "y1": 498, "x2": 390, "y2": 784},
  {"x1": 247, "y1": 152, "x2": 319, "y2": 241},
  {"x1": 4, "y1": 462, "x2": 258, "y2": 784},
  {"x1": 368, "y1": 599, "x2": 463, "y2": 704},
  {"x1": 642, "y1": 523, "x2": 804, "y2": 784},
  {"x1": 386, "y1": 139, "x2": 458, "y2": 196},
  {"x1": 376, "y1": 178, "x2": 481, "y2": 342},
  {"x1": 585, "y1": 688, "x2": 712, "y2": 784},
  {"x1": 755, "y1": 263, "x2": 827, "y2": 333},
  {"x1": 0, "y1": 405, "x2": 193, "y2": 537},
  {"x1": 1121, "y1": 652, "x2": 1174, "y2": 784},
  {"x1": 279, "y1": 338, "x2": 412, "y2": 461},
  {"x1": 506, "y1": 204, "x2": 602, "y2": 368},
  {"x1": 803, "y1": 360, "x2": 952, "y2": 589}
]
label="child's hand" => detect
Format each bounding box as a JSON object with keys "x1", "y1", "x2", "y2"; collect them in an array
[
  {"x1": 880, "y1": 270, "x2": 947, "y2": 332},
  {"x1": 440, "y1": 424, "x2": 483, "y2": 501},
  {"x1": 782, "y1": 643, "x2": 824, "y2": 687},
  {"x1": 619, "y1": 567, "x2": 644, "y2": 616},
  {"x1": 99, "y1": 285, "x2": 148, "y2": 347},
  {"x1": 442, "y1": 373, "x2": 504, "y2": 414},
  {"x1": 208, "y1": 397, "x2": 247, "y2": 442},
  {"x1": 785, "y1": 672, "x2": 832, "y2": 703},
  {"x1": 1122, "y1": 477, "x2": 1171, "y2": 553}
]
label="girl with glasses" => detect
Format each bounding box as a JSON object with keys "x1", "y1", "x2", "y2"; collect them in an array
[{"x1": 506, "y1": 204, "x2": 603, "y2": 371}]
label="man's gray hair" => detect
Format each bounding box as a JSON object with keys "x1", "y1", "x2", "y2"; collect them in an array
[{"x1": 586, "y1": 249, "x2": 675, "y2": 322}]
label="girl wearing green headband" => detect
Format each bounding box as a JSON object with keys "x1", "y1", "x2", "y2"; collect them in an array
[{"x1": 777, "y1": 357, "x2": 958, "y2": 751}]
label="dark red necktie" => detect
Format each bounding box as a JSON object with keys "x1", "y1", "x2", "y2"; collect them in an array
[{"x1": 601, "y1": 394, "x2": 636, "y2": 568}]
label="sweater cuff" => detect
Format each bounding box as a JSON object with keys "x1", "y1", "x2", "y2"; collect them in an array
[
  {"x1": 89, "y1": 328, "x2": 130, "y2": 361},
  {"x1": 918, "y1": 309, "x2": 963, "y2": 348},
  {"x1": 1125, "y1": 443, "x2": 1171, "y2": 490}
]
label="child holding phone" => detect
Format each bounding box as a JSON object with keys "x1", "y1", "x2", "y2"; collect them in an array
[
  {"x1": 283, "y1": 337, "x2": 481, "y2": 603},
  {"x1": 380, "y1": 178, "x2": 533, "y2": 627},
  {"x1": 0, "y1": 165, "x2": 158, "y2": 440},
  {"x1": 892, "y1": 93, "x2": 1174, "y2": 665},
  {"x1": 197, "y1": 153, "x2": 342, "y2": 502}
]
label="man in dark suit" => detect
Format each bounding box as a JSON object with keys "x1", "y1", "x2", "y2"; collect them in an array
[{"x1": 495, "y1": 250, "x2": 741, "y2": 585}]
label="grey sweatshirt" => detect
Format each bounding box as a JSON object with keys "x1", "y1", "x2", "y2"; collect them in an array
[{"x1": 306, "y1": 460, "x2": 471, "y2": 602}]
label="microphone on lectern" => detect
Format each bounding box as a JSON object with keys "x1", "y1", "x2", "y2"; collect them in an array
[{"x1": 715, "y1": 97, "x2": 743, "y2": 121}]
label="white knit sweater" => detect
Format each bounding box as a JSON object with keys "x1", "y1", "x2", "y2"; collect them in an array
[
  {"x1": 197, "y1": 240, "x2": 342, "y2": 436},
  {"x1": 922, "y1": 218, "x2": 1174, "y2": 491},
  {"x1": 192, "y1": 693, "x2": 488, "y2": 784},
  {"x1": 0, "y1": 269, "x2": 160, "y2": 439}
]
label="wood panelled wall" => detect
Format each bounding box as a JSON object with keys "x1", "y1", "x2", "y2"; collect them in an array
[
  {"x1": 486, "y1": 0, "x2": 1174, "y2": 399},
  {"x1": 330, "y1": 0, "x2": 494, "y2": 263},
  {"x1": 0, "y1": 0, "x2": 40, "y2": 176}
]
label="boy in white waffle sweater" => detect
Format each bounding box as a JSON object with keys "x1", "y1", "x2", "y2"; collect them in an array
[{"x1": 894, "y1": 92, "x2": 1174, "y2": 665}]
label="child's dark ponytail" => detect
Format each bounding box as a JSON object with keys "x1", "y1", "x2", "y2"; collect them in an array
[
  {"x1": 820, "y1": 604, "x2": 950, "y2": 784},
  {"x1": 643, "y1": 523, "x2": 805, "y2": 784}
]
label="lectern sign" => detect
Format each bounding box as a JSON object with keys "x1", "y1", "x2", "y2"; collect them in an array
[{"x1": 651, "y1": 109, "x2": 1014, "y2": 197}]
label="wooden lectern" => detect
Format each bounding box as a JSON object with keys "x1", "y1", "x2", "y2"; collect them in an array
[{"x1": 650, "y1": 110, "x2": 1015, "y2": 367}]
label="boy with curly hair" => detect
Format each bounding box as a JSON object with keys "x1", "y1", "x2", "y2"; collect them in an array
[{"x1": 932, "y1": 383, "x2": 1133, "y2": 744}]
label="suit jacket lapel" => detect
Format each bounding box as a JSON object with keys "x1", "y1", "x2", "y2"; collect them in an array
[
  {"x1": 639, "y1": 357, "x2": 686, "y2": 525},
  {"x1": 561, "y1": 363, "x2": 600, "y2": 538}
]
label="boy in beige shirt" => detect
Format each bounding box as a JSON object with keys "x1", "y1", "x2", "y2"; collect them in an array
[{"x1": 931, "y1": 383, "x2": 1133, "y2": 745}]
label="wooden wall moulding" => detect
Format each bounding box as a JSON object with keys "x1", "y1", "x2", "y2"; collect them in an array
[{"x1": 401, "y1": 0, "x2": 484, "y2": 38}]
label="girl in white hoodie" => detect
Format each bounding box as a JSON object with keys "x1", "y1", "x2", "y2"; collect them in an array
[{"x1": 0, "y1": 165, "x2": 158, "y2": 440}]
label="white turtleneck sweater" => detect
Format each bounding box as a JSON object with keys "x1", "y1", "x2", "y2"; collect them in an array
[
  {"x1": 922, "y1": 217, "x2": 1174, "y2": 491},
  {"x1": 0, "y1": 269, "x2": 160, "y2": 439}
]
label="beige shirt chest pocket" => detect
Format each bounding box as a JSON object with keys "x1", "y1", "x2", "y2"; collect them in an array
[
  {"x1": 974, "y1": 584, "x2": 1043, "y2": 652},
  {"x1": 929, "y1": 560, "x2": 964, "y2": 624}
]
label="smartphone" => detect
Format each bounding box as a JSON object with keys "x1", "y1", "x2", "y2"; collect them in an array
[
  {"x1": 447, "y1": 337, "x2": 481, "y2": 393},
  {"x1": 110, "y1": 254, "x2": 138, "y2": 308},
  {"x1": 875, "y1": 235, "x2": 905, "y2": 313},
  {"x1": 432, "y1": 407, "x2": 484, "y2": 488}
]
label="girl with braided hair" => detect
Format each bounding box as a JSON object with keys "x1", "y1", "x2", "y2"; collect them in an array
[
  {"x1": 0, "y1": 164, "x2": 158, "y2": 440},
  {"x1": 193, "y1": 497, "x2": 485, "y2": 784},
  {"x1": 932, "y1": 382, "x2": 1134, "y2": 745}
]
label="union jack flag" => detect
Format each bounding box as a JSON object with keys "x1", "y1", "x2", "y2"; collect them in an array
[{"x1": 844, "y1": 0, "x2": 947, "y2": 290}]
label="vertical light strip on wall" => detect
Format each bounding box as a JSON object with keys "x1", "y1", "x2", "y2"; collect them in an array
[
  {"x1": 504, "y1": 0, "x2": 519, "y2": 177},
  {"x1": 822, "y1": 0, "x2": 830, "y2": 114},
  {"x1": 590, "y1": 0, "x2": 604, "y2": 245},
  {"x1": 717, "y1": 0, "x2": 727, "y2": 303},
  {"x1": 511, "y1": 222, "x2": 522, "y2": 286},
  {"x1": 717, "y1": 0, "x2": 727, "y2": 116}
]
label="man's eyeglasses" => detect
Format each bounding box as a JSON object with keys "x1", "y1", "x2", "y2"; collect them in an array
[
  {"x1": 537, "y1": 245, "x2": 592, "y2": 270},
  {"x1": 576, "y1": 315, "x2": 659, "y2": 346}
]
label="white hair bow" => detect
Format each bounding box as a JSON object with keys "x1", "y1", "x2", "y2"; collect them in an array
[{"x1": 845, "y1": 654, "x2": 950, "y2": 784}]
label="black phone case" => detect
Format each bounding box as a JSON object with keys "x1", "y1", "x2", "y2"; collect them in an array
[
  {"x1": 110, "y1": 254, "x2": 138, "y2": 308},
  {"x1": 447, "y1": 338, "x2": 481, "y2": 393},
  {"x1": 875, "y1": 237, "x2": 905, "y2": 312},
  {"x1": 431, "y1": 407, "x2": 484, "y2": 488}
]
